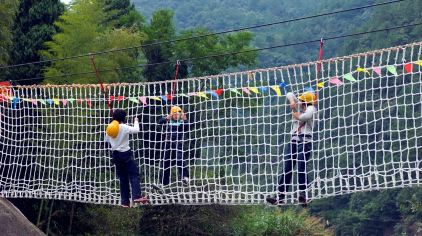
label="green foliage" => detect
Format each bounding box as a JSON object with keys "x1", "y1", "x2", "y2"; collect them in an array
[
  {"x1": 75, "y1": 204, "x2": 142, "y2": 235},
  {"x1": 103, "y1": 0, "x2": 145, "y2": 28},
  {"x1": 134, "y1": 0, "x2": 422, "y2": 69},
  {"x1": 0, "y1": 0, "x2": 18, "y2": 67},
  {"x1": 231, "y1": 206, "x2": 331, "y2": 236},
  {"x1": 141, "y1": 9, "x2": 257, "y2": 82},
  {"x1": 5, "y1": 0, "x2": 64, "y2": 84},
  {"x1": 40, "y1": 0, "x2": 145, "y2": 84}
]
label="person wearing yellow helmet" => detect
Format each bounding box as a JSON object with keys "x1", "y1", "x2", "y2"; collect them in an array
[
  {"x1": 266, "y1": 91, "x2": 317, "y2": 206},
  {"x1": 157, "y1": 106, "x2": 190, "y2": 186},
  {"x1": 105, "y1": 109, "x2": 149, "y2": 207}
]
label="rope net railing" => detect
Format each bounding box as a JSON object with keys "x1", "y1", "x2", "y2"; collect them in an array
[{"x1": 0, "y1": 42, "x2": 421, "y2": 205}]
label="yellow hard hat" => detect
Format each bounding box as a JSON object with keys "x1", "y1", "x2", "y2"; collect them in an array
[
  {"x1": 106, "y1": 120, "x2": 120, "y2": 138},
  {"x1": 170, "y1": 106, "x2": 182, "y2": 114},
  {"x1": 298, "y1": 92, "x2": 316, "y2": 103}
]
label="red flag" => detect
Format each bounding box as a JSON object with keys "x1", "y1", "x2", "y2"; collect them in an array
[
  {"x1": 166, "y1": 94, "x2": 173, "y2": 101},
  {"x1": 117, "y1": 96, "x2": 124, "y2": 102},
  {"x1": 404, "y1": 63, "x2": 413, "y2": 73},
  {"x1": 215, "y1": 89, "x2": 224, "y2": 96},
  {"x1": 0, "y1": 81, "x2": 13, "y2": 102}
]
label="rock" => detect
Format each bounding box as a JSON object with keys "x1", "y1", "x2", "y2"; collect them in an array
[{"x1": 0, "y1": 197, "x2": 45, "y2": 236}]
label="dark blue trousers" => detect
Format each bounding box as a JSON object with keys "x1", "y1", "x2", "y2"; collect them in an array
[
  {"x1": 159, "y1": 141, "x2": 189, "y2": 185},
  {"x1": 278, "y1": 141, "x2": 312, "y2": 199},
  {"x1": 112, "y1": 150, "x2": 142, "y2": 205}
]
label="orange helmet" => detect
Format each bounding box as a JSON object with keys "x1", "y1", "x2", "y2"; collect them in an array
[
  {"x1": 298, "y1": 92, "x2": 316, "y2": 103},
  {"x1": 170, "y1": 106, "x2": 183, "y2": 114},
  {"x1": 106, "y1": 120, "x2": 120, "y2": 138}
]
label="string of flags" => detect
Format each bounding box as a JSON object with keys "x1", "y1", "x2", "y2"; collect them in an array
[{"x1": 1, "y1": 61, "x2": 421, "y2": 108}]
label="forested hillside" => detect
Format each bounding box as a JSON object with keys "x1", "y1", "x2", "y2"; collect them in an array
[{"x1": 133, "y1": 0, "x2": 422, "y2": 68}]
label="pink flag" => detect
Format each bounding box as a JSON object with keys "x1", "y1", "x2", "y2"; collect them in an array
[
  {"x1": 329, "y1": 77, "x2": 344, "y2": 86},
  {"x1": 86, "y1": 99, "x2": 92, "y2": 107},
  {"x1": 31, "y1": 99, "x2": 38, "y2": 106},
  {"x1": 242, "y1": 87, "x2": 251, "y2": 95},
  {"x1": 372, "y1": 67, "x2": 382, "y2": 76},
  {"x1": 139, "y1": 96, "x2": 147, "y2": 105},
  {"x1": 62, "y1": 99, "x2": 68, "y2": 107}
]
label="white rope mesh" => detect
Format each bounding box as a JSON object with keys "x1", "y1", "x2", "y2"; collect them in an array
[{"x1": 0, "y1": 41, "x2": 421, "y2": 205}]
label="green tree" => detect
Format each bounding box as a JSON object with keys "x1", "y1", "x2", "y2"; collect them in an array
[
  {"x1": 6, "y1": 0, "x2": 64, "y2": 85},
  {"x1": 0, "y1": 0, "x2": 18, "y2": 68},
  {"x1": 40, "y1": 0, "x2": 145, "y2": 84},
  {"x1": 142, "y1": 10, "x2": 257, "y2": 82},
  {"x1": 103, "y1": 0, "x2": 144, "y2": 28}
]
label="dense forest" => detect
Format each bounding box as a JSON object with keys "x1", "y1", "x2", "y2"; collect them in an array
[{"x1": 0, "y1": 0, "x2": 421, "y2": 235}]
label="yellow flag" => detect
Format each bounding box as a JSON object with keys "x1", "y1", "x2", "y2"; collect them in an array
[
  {"x1": 271, "y1": 85, "x2": 282, "y2": 96},
  {"x1": 356, "y1": 67, "x2": 370, "y2": 74},
  {"x1": 317, "y1": 82, "x2": 324, "y2": 88},
  {"x1": 53, "y1": 99, "x2": 60, "y2": 105},
  {"x1": 150, "y1": 96, "x2": 161, "y2": 101},
  {"x1": 197, "y1": 92, "x2": 208, "y2": 99},
  {"x1": 415, "y1": 60, "x2": 422, "y2": 66},
  {"x1": 248, "y1": 87, "x2": 260, "y2": 94}
]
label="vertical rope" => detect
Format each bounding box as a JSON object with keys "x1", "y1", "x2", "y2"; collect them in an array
[{"x1": 89, "y1": 54, "x2": 113, "y2": 115}]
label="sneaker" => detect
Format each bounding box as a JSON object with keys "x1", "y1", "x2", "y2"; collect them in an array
[
  {"x1": 133, "y1": 196, "x2": 150, "y2": 204},
  {"x1": 182, "y1": 177, "x2": 189, "y2": 185},
  {"x1": 151, "y1": 183, "x2": 165, "y2": 194},
  {"x1": 266, "y1": 196, "x2": 285, "y2": 205}
]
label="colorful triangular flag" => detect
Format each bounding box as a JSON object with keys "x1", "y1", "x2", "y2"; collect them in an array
[
  {"x1": 329, "y1": 76, "x2": 343, "y2": 86},
  {"x1": 372, "y1": 67, "x2": 382, "y2": 76},
  {"x1": 304, "y1": 87, "x2": 315, "y2": 92},
  {"x1": 62, "y1": 99, "x2": 68, "y2": 107},
  {"x1": 214, "y1": 89, "x2": 224, "y2": 96},
  {"x1": 150, "y1": 96, "x2": 161, "y2": 101},
  {"x1": 12, "y1": 97, "x2": 19, "y2": 109},
  {"x1": 139, "y1": 96, "x2": 147, "y2": 105},
  {"x1": 86, "y1": 99, "x2": 92, "y2": 107},
  {"x1": 242, "y1": 87, "x2": 251, "y2": 95},
  {"x1": 197, "y1": 92, "x2": 208, "y2": 99},
  {"x1": 343, "y1": 73, "x2": 357, "y2": 82},
  {"x1": 53, "y1": 99, "x2": 60, "y2": 106},
  {"x1": 386, "y1": 65, "x2": 398, "y2": 76},
  {"x1": 404, "y1": 63, "x2": 413, "y2": 73},
  {"x1": 39, "y1": 99, "x2": 47, "y2": 105},
  {"x1": 129, "y1": 97, "x2": 139, "y2": 104},
  {"x1": 259, "y1": 86, "x2": 268, "y2": 93},
  {"x1": 187, "y1": 92, "x2": 197, "y2": 96},
  {"x1": 31, "y1": 99, "x2": 38, "y2": 106},
  {"x1": 47, "y1": 99, "x2": 54, "y2": 105},
  {"x1": 178, "y1": 93, "x2": 189, "y2": 98},
  {"x1": 230, "y1": 88, "x2": 241, "y2": 95},
  {"x1": 317, "y1": 82, "x2": 324, "y2": 88},
  {"x1": 161, "y1": 95, "x2": 168, "y2": 102},
  {"x1": 356, "y1": 67, "x2": 370, "y2": 75},
  {"x1": 207, "y1": 90, "x2": 219, "y2": 99},
  {"x1": 271, "y1": 85, "x2": 282, "y2": 96},
  {"x1": 248, "y1": 87, "x2": 260, "y2": 94},
  {"x1": 415, "y1": 60, "x2": 422, "y2": 66}
]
